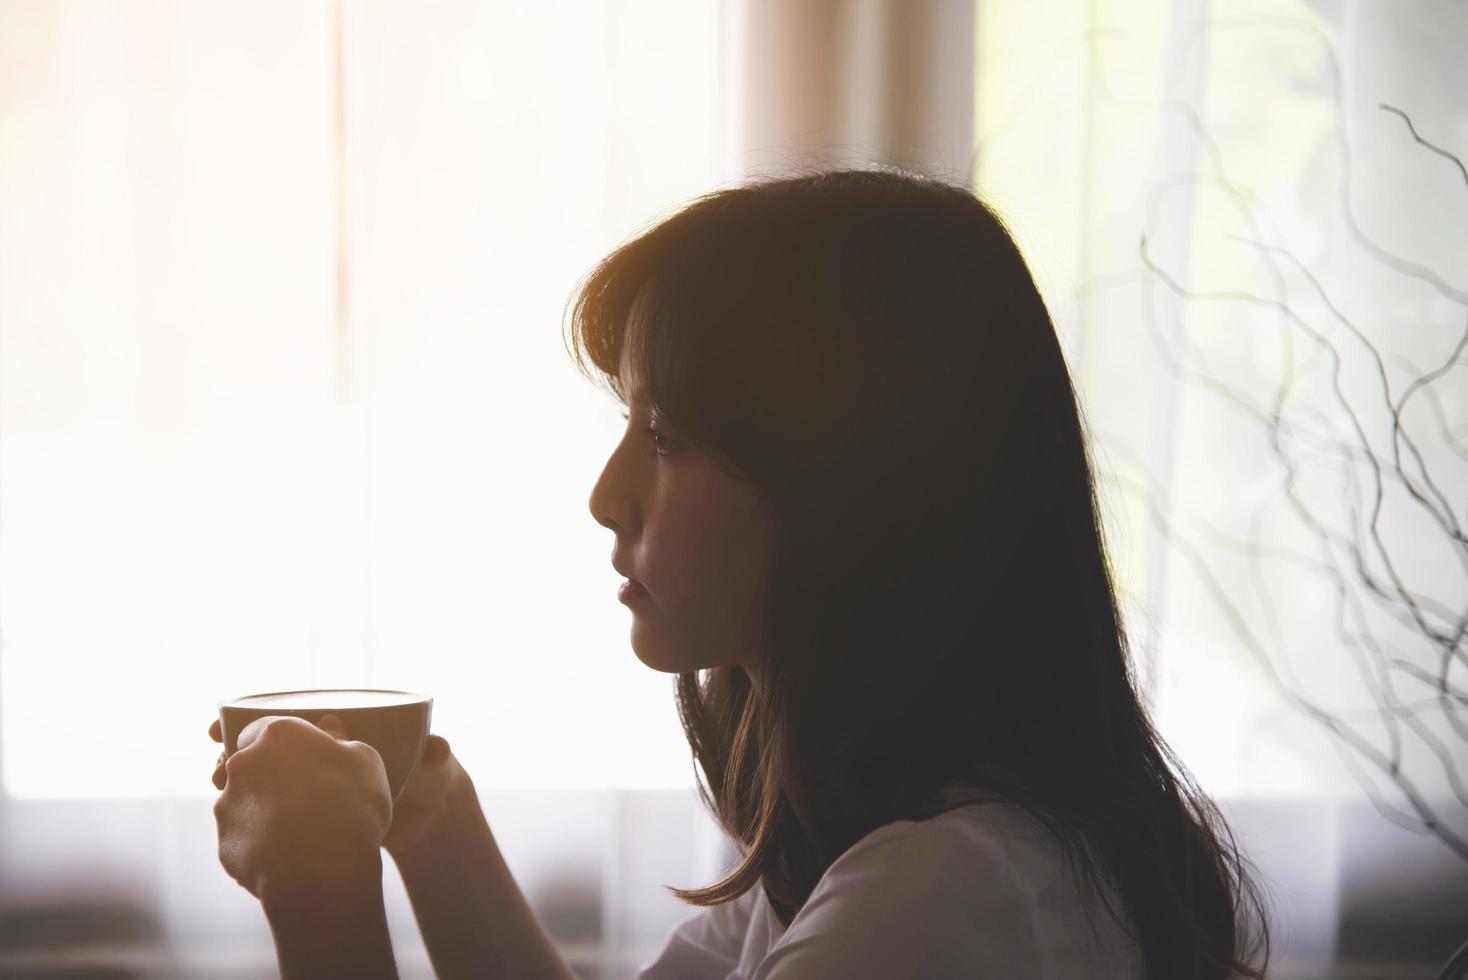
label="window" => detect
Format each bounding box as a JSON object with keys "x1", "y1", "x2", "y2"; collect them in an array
[{"x1": 0, "y1": 0, "x2": 733, "y2": 799}]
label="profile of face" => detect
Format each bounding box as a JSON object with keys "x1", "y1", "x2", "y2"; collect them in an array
[{"x1": 588, "y1": 343, "x2": 779, "y2": 677}]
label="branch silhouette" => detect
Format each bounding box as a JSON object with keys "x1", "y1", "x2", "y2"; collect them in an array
[
  {"x1": 972, "y1": 12, "x2": 1468, "y2": 862},
  {"x1": 1126, "y1": 90, "x2": 1467, "y2": 859}
]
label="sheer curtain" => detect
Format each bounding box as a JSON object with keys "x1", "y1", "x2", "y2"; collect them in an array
[
  {"x1": 967, "y1": 1, "x2": 1468, "y2": 976},
  {"x1": 0, "y1": 2, "x2": 739, "y2": 976},
  {"x1": 2, "y1": 1, "x2": 1465, "y2": 978}
]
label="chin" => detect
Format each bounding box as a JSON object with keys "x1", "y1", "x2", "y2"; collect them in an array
[
  {"x1": 629, "y1": 625, "x2": 725, "y2": 675},
  {"x1": 631, "y1": 646, "x2": 688, "y2": 674},
  {"x1": 628, "y1": 623, "x2": 679, "y2": 673}
]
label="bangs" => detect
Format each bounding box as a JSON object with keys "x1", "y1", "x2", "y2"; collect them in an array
[{"x1": 564, "y1": 218, "x2": 757, "y2": 434}]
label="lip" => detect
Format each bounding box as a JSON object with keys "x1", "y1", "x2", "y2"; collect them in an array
[{"x1": 612, "y1": 556, "x2": 648, "y2": 602}]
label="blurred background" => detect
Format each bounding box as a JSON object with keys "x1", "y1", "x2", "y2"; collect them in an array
[{"x1": 1, "y1": 0, "x2": 1465, "y2": 977}]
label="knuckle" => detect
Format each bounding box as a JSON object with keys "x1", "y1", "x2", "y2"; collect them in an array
[
  {"x1": 217, "y1": 839, "x2": 238, "y2": 877},
  {"x1": 242, "y1": 715, "x2": 310, "y2": 750},
  {"x1": 222, "y1": 751, "x2": 250, "y2": 780},
  {"x1": 257, "y1": 716, "x2": 304, "y2": 743},
  {"x1": 341, "y1": 739, "x2": 377, "y2": 768}
]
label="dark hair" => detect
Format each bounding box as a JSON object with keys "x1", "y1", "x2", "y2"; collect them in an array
[{"x1": 565, "y1": 168, "x2": 1271, "y2": 979}]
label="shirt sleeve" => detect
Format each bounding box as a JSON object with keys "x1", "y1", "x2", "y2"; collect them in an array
[
  {"x1": 637, "y1": 883, "x2": 760, "y2": 980},
  {"x1": 749, "y1": 815, "x2": 1053, "y2": 980}
]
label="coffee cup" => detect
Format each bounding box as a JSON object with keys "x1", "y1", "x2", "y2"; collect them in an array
[{"x1": 218, "y1": 689, "x2": 433, "y2": 803}]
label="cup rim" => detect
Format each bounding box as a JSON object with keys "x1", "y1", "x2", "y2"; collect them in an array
[{"x1": 218, "y1": 688, "x2": 433, "y2": 710}]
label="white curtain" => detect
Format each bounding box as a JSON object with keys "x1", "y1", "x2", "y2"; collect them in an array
[
  {"x1": 2, "y1": 1, "x2": 1465, "y2": 978},
  {"x1": 1, "y1": 2, "x2": 740, "y2": 976},
  {"x1": 964, "y1": 1, "x2": 1468, "y2": 976}
]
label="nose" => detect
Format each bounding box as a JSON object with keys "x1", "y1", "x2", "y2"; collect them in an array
[{"x1": 589, "y1": 434, "x2": 637, "y2": 538}]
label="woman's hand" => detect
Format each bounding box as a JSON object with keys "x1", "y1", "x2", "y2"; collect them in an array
[
  {"x1": 209, "y1": 719, "x2": 574, "y2": 980},
  {"x1": 208, "y1": 718, "x2": 470, "y2": 870},
  {"x1": 381, "y1": 732, "x2": 471, "y2": 860},
  {"x1": 208, "y1": 714, "x2": 392, "y2": 902}
]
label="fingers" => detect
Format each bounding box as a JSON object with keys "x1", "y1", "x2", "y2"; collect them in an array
[
  {"x1": 230, "y1": 714, "x2": 377, "y2": 777},
  {"x1": 422, "y1": 734, "x2": 450, "y2": 768},
  {"x1": 234, "y1": 715, "x2": 274, "y2": 753},
  {"x1": 235, "y1": 714, "x2": 315, "y2": 753},
  {"x1": 211, "y1": 718, "x2": 224, "y2": 786},
  {"x1": 217, "y1": 715, "x2": 387, "y2": 804},
  {"x1": 209, "y1": 718, "x2": 226, "y2": 789}
]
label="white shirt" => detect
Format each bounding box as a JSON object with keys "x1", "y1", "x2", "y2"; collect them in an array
[{"x1": 636, "y1": 794, "x2": 1145, "y2": 979}]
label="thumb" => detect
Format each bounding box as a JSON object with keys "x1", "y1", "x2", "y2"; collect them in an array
[
  {"x1": 422, "y1": 734, "x2": 450, "y2": 767},
  {"x1": 316, "y1": 713, "x2": 349, "y2": 739}
]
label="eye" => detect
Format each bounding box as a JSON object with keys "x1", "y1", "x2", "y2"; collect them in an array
[
  {"x1": 648, "y1": 428, "x2": 674, "y2": 456},
  {"x1": 620, "y1": 411, "x2": 677, "y2": 457}
]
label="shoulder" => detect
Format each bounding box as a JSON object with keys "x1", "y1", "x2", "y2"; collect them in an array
[
  {"x1": 637, "y1": 884, "x2": 762, "y2": 980},
  {"x1": 805, "y1": 801, "x2": 1062, "y2": 928},
  {"x1": 752, "y1": 801, "x2": 1142, "y2": 980}
]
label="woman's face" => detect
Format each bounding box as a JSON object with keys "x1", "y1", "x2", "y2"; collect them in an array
[{"x1": 588, "y1": 344, "x2": 778, "y2": 676}]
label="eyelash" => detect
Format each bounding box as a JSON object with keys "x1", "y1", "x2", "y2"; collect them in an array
[{"x1": 621, "y1": 411, "x2": 675, "y2": 456}]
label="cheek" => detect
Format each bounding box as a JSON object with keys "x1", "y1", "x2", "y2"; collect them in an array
[
  {"x1": 645, "y1": 475, "x2": 775, "y2": 614},
  {"x1": 642, "y1": 505, "x2": 722, "y2": 606},
  {"x1": 629, "y1": 470, "x2": 777, "y2": 673},
  {"x1": 687, "y1": 496, "x2": 776, "y2": 625}
]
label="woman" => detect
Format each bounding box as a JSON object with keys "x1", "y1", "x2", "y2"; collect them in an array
[{"x1": 210, "y1": 169, "x2": 1272, "y2": 979}]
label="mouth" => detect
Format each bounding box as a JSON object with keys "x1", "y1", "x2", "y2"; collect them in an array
[{"x1": 612, "y1": 557, "x2": 648, "y2": 603}]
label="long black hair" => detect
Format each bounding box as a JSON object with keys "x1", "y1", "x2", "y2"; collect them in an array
[{"x1": 566, "y1": 168, "x2": 1271, "y2": 979}]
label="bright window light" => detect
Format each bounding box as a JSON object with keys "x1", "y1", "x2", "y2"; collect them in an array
[{"x1": 0, "y1": 1, "x2": 733, "y2": 799}]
